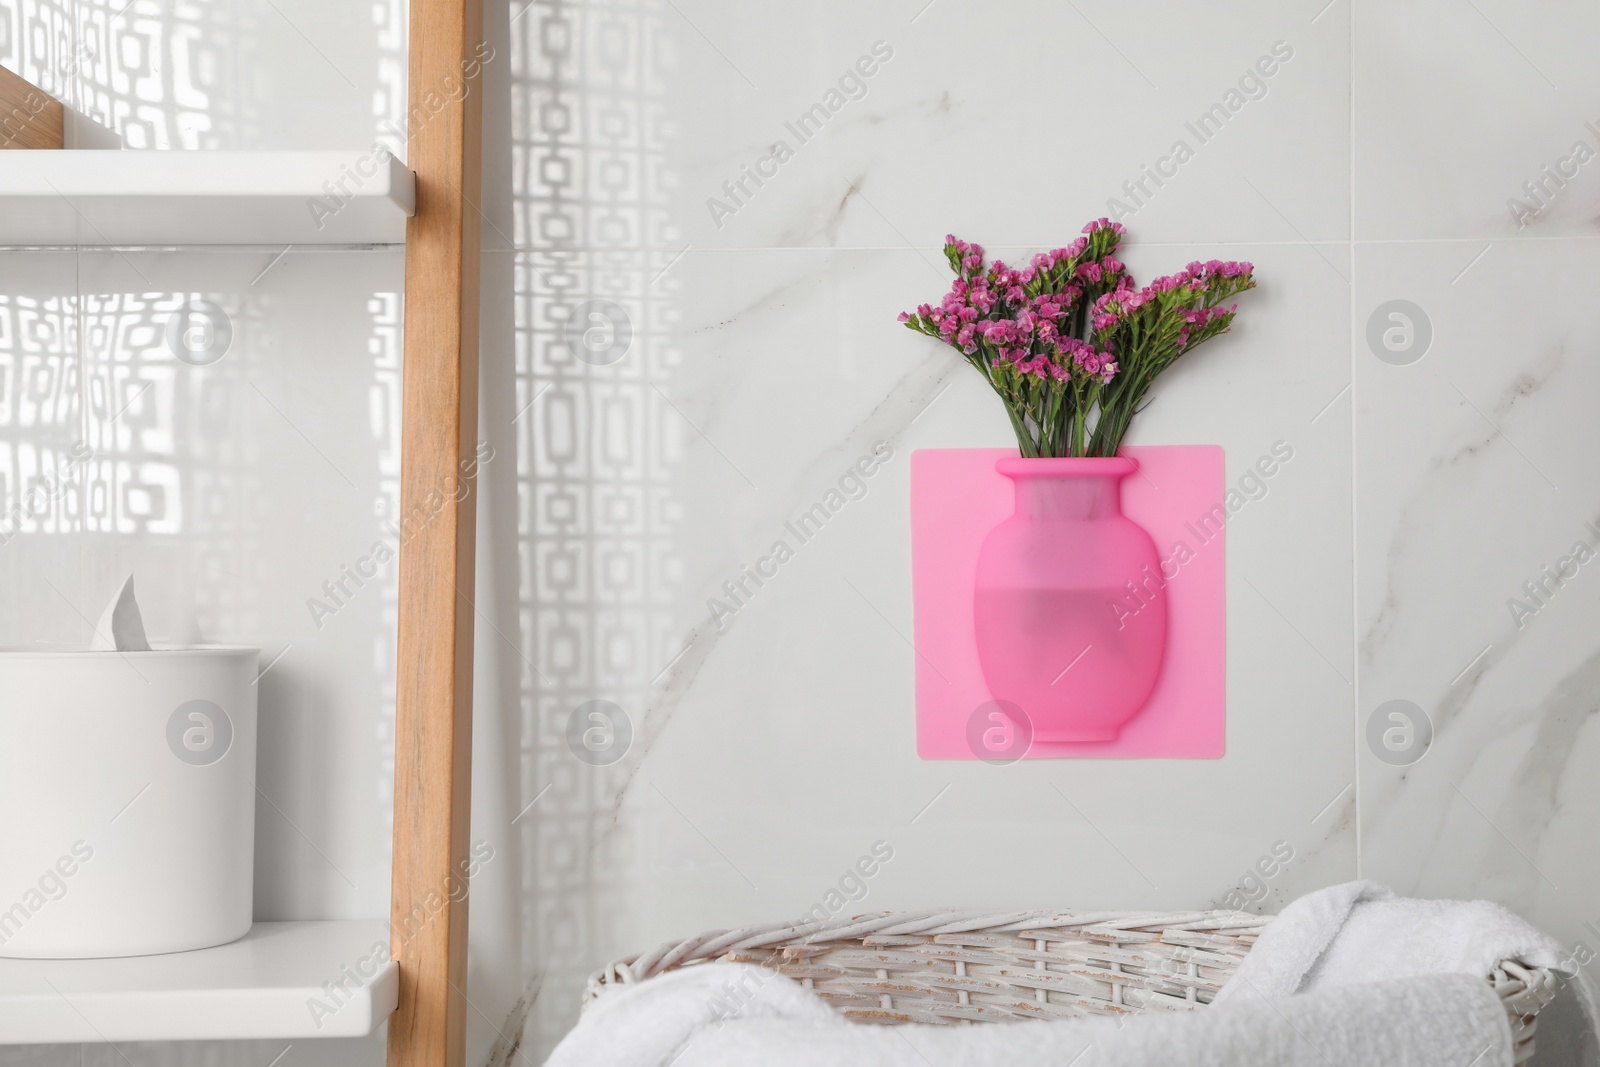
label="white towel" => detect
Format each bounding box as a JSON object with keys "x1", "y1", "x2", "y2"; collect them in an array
[
  {"x1": 545, "y1": 963, "x2": 1513, "y2": 1067},
  {"x1": 677, "y1": 973, "x2": 1510, "y2": 1066},
  {"x1": 1216, "y1": 880, "x2": 1599, "y2": 1066},
  {"x1": 1216, "y1": 880, "x2": 1566, "y2": 1002},
  {"x1": 542, "y1": 963, "x2": 838, "y2": 1067},
  {"x1": 547, "y1": 883, "x2": 1592, "y2": 1067}
]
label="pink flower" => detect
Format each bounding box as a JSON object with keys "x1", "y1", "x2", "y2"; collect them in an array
[
  {"x1": 1082, "y1": 217, "x2": 1126, "y2": 235},
  {"x1": 904, "y1": 222, "x2": 1257, "y2": 457},
  {"x1": 986, "y1": 321, "x2": 1026, "y2": 350}
]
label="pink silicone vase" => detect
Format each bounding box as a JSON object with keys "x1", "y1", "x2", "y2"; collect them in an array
[{"x1": 974, "y1": 456, "x2": 1167, "y2": 742}]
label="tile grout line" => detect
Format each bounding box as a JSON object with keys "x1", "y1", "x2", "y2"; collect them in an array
[
  {"x1": 7, "y1": 235, "x2": 1600, "y2": 259},
  {"x1": 1348, "y1": 0, "x2": 1362, "y2": 883}
]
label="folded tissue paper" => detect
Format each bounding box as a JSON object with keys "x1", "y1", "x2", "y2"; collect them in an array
[
  {"x1": 0, "y1": 575, "x2": 259, "y2": 957},
  {"x1": 91, "y1": 573, "x2": 151, "y2": 652}
]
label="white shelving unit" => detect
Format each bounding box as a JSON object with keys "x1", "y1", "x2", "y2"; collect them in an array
[
  {"x1": 0, "y1": 151, "x2": 414, "y2": 246},
  {"x1": 0, "y1": 920, "x2": 396, "y2": 1043},
  {"x1": 0, "y1": 148, "x2": 411, "y2": 1046},
  {"x1": 0, "y1": 10, "x2": 476, "y2": 1058}
]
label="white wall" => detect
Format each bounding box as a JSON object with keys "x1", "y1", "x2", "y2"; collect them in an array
[
  {"x1": 3, "y1": 1, "x2": 1599, "y2": 1066},
  {"x1": 501, "y1": 0, "x2": 1600, "y2": 1060}
]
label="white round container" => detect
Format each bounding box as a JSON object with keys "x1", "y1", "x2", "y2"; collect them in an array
[{"x1": 0, "y1": 647, "x2": 258, "y2": 958}]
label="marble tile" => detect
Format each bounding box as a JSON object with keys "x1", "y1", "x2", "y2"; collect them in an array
[
  {"x1": 1355, "y1": 0, "x2": 1600, "y2": 239},
  {"x1": 662, "y1": 0, "x2": 1351, "y2": 251},
  {"x1": 1354, "y1": 237, "x2": 1600, "y2": 958}
]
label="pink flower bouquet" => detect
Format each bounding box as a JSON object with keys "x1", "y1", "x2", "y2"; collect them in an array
[{"x1": 899, "y1": 219, "x2": 1257, "y2": 457}]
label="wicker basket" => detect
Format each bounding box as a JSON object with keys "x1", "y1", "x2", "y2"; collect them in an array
[{"x1": 587, "y1": 908, "x2": 1557, "y2": 1064}]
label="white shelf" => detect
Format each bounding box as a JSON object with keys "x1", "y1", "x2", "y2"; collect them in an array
[
  {"x1": 0, "y1": 920, "x2": 396, "y2": 1044},
  {"x1": 0, "y1": 151, "x2": 414, "y2": 246}
]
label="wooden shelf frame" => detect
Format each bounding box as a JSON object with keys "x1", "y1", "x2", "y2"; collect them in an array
[{"x1": 390, "y1": 0, "x2": 486, "y2": 1065}]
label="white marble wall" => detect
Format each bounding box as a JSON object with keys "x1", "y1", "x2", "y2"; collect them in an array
[
  {"x1": 502, "y1": 0, "x2": 1361, "y2": 1058},
  {"x1": 2, "y1": 1, "x2": 1599, "y2": 1066},
  {"x1": 503, "y1": 0, "x2": 1600, "y2": 1059},
  {"x1": 1352, "y1": 0, "x2": 1600, "y2": 974}
]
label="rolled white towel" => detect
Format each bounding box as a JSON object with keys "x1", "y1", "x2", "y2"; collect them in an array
[
  {"x1": 1216, "y1": 880, "x2": 1599, "y2": 1066},
  {"x1": 1216, "y1": 880, "x2": 1566, "y2": 1002},
  {"x1": 546, "y1": 960, "x2": 1513, "y2": 1067},
  {"x1": 677, "y1": 973, "x2": 1512, "y2": 1067},
  {"x1": 542, "y1": 963, "x2": 837, "y2": 1067}
]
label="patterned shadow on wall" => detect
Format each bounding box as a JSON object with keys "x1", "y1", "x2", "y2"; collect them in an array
[
  {"x1": 0, "y1": 287, "x2": 268, "y2": 640},
  {"x1": 0, "y1": 0, "x2": 258, "y2": 147},
  {"x1": 508, "y1": 0, "x2": 686, "y2": 1056}
]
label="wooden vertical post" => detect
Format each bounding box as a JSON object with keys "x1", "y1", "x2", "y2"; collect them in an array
[
  {"x1": 390, "y1": 0, "x2": 484, "y2": 1063},
  {"x1": 0, "y1": 65, "x2": 64, "y2": 149}
]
